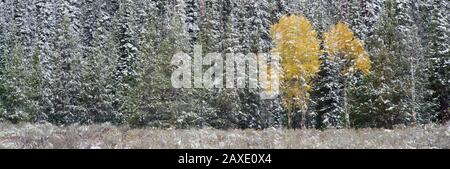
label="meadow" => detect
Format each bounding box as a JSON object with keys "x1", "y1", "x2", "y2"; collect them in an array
[{"x1": 1, "y1": 122, "x2": 449, "y2": 149}]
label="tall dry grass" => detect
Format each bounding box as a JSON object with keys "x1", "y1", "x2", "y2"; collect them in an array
[{"x1": 0, "y1": 122, "x2": 449, "y2": 149}]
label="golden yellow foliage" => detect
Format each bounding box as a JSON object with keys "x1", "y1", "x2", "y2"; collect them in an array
[
  {"x1": 324, "y1": 22, "x2": 371, "y2": 76},
  {"x1": 323, "y1": 22, "x2": 372, "y2": 128},
  {"x1": 270, "y1": 15, "x2": 322, "y2": 126}
]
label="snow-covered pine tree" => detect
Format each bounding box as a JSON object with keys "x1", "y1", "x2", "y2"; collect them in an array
[
  {"x1": 0, "y1": 0, "x2": 7, "y2": 92},
  {"x1": 128, "y1": 0, "x2": 195, "y2": 128},
  {"x1": 249, "y1": 0, "x2": 279, "y2": 129},
  {"x1": 113, "y1": 0, "x2": 140, "y2": 123},
  {"x1": 337, "y1": 0, "x2": 351, "y2": 23},
  {"x1": 81, "y1": 0, "x2": 97, "y2": 59},
  {"x1": 62, "y1": 0, "x2": 82, "y2": 39},
  {"x1": 249, "y1": 0, "x2": 271, "y2": 53},
  {"x1": 79, "y1": 0, "x2": 120, "y2": 124},
  {"x1": 312, "y1": 54, "x2": 345, "y2": 129},
  {"x1": 5, "y1": 0, "x2": 39, "y2": 120},
  {"x1": 127, "y1": 0, "x2": 159, "y2": 127},
  {"x1": 393, "y1": 0, "x2": 424, "y2": 124},
  {"x1": 361, "y1": 0, "x2": 383, "y2": 40},
  {"x1": 171, "y1": 0, "x2": 210, "y2": 129},
  {"x1": 12, "y1": 0, "x2": 34, "y2": 59},
  {"x1": 303, "y1": 0, "x2": 334, "y2": 33},
  {"x1": 34, "y1": 0, "x2": 57, "y2": 122},
  {"x1": 425, "y1": 0, "x2": 449, "y2": 123},
  {"x1": 346, "y1": 0, "x2": 383, "y2": 128},
  {"x1": 197, "y1": 0, "x2": 228, "y2": 128},
  {"x1": 185, "y1": 0, "x2": 201, "y2": 53},
  {"x1": 269, "y1": 0, "x2": 290, "y2": 23},
  {"x1": 348, "y1": 0, "x2": 365, "y2": 39},
  {"x1": 413, "y1": 0, "x2": 442, "y2": 124},
  {"x1": 133, "y1": 0, "x2": 150, "y2": 49},
  {"x1": 27, "y1": 42, "x2": 44, "y2": 123},
  {"x1": 348, "y1": 0, "x2": 383, "y2": 41},
  {"x1": 234, "y1": 0, "x2": 258, "y2": 129},
  {"x1": 115, "y1": 0, "x2": 138, "y2": 84},
  {"x1": 199, "y1": 0, "x2": 223, "y2": 53},
  {"x1": 326, "y1": 0, "x2": 342, "y2": 24},
  {"x1": 0, "y1": 27, "x2": 32, "y2": 123},
  {"x1": 252, "y1": 1, "x2": 289, "y2": 128},
  {"x1": 214, "y1": 0, "x2": 243, "y2": 129},
  {"x1": 363, "y1": 0, "x2": 413, "y2": 128},
  {"x1": 98, "y1": 24, "x2": 122, "y2": 124},
  {"x1": 48, "y1": 13, "x2": 84, "y2": 124},
  {"x1": 303, "y1": 1, "x2": 338, "y2": 127},
  {"x1": 223, "y1": 0, "x2": 238, "y2": 54},
  {"x1": 235, "y1": 0, "x2": 250, "y2": 54}
]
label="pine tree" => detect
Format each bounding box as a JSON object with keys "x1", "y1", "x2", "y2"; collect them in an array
[
  {"x1": 60, "y1": 0, "x2": 82, "y2": 38},
  {"x1": 115, "y1": 0, "x2": 138, "y2": 84},
  {"x1": 336, "y1": 0, "x2": 351, "y2": 23},
  {"x1": 199, "y1": 0, "x2": 223, "y2": 53},
  {"x1": 231, "y1": 0, "x2": 262, "y2": 129},
  {"x1": 133, "y1": 0, "x2": 150, "y2": 48},
  {"x1": 128, "y1": 0, "x2": 199, "y2": 128},
  {"x1": 35, "y1": 0, "x2": 57, "y2": 122},
  {"x1": 414, "y1": 0, "x2": 440, "y2": 124},
  {"x1": 0, "y1": 0, "x2": 7, "y2": 101},
  {"x1": 166, "y1": 0, "x2": 193, "y2": 128},
  {"x1": 0, "y1": 29, "x2": 32, "y2": 123},
  {"x1": 248, "y1": 0, "x2": 280, "y2": 129},
  {"x1": 186, "y1": 0, "x2": 201, "y2": 52},
  {"x1": 0, "y1": 0, "x2": 14, "y2": 58},
  {"x1": 48, "y1": 14, "x2": 84, "y2": 124},
  {"x1": 395, "y1": 0, "x2": 423, "y2": 124},
  {"x1": 27, "y1": 43, "x2": 44, "y2": 123},
  {"x1": 362, "y1": 0, "x2": 413, "y2": 128},
  {"x1": 249, "y1": 0, "x2": 272, "y2": 53},
  {"x1": 125, "y1": 0, "x2": 159, "y2": 127},
  {"x1": 223, "y1": 0, "x2": 239, "y2": 54},
  {"x1": 12, "y1": 0, "x2": 34, "y2": 58},
  {"x1": 81, "y1": 0, "x2": 97, "y2": 59},
  {"x1": 363, "y1": 0, "x2": 383, "y2": 40},
  {"x1": 347, "y1": 0, "x2": 383, "y2": 41},
  {"x1": 219, "y1": 0, "x2": 244, "y2": 129},
  {"x1": 80, "y1": 0, "x2": 120, "y2": 124},
  {"x1": 269, "y1": 0, "x2": 290, "y2": 23},
  {"x1": 303, "y1": 0, "x2": 334, "y2": 33},
  {"x1": 113, "y1": 0, "x2": 139, "y2": 123},
  {"x1": 425, "y1": 0, "x2": 449, "y2": 123},
  {"x1": 312, "y1": 54, "x2": 345, "y2": 129},
  {"x1": 236, "y1": 0, "x2": 251, "y2": 54}
]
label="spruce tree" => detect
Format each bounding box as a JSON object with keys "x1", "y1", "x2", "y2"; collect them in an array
[
  {"x1": 48, "y1": 14, "x2": 84, "y2": 124},
  {"x1": 186, "y1": 0, "x2": 201, "y2": 52},
  {"x1": 425, "y1": 0, "x2": 449, "y2": 123},
  {"x1": 35, "y1": 0, "x2": 57, "y2": 122},
  {"x1": 362, "y1": 0, "x2": 413, "y2": 127},
  {"x1": 0, "y1": 30, "x2": 31, "y2": 123},
  {"x1": 312, "y1": 54, "x2": 344, "y2": 129},
  {"x1": 113, "y1": 0, "x2": 139, "y2": 123}
]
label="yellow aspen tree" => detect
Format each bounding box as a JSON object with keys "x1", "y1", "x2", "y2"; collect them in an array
[
  {"x1": 324, "y1": 22, "x2": 371, "y2": 128},
  {"x1": 271, "y1": 15, "x2": 322, "y2": 128}
]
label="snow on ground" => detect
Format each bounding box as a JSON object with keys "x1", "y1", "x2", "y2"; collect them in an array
[{"x1": 0, "y1": 123, "x2": 449, "y2": 149}]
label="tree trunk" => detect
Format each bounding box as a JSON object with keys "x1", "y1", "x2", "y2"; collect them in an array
[
  {"x1": 300, "y1": 104, "x2": 306, "y2": 129},
  {"x1": 410, "y1": 52, "x2": 417, "y2": 125},
  {"x1": 287, "y1": 101, "x2": 293, "y2": 129},
  {"x1": 343, "y1": 78, "x2": 350, "y2": 128}
]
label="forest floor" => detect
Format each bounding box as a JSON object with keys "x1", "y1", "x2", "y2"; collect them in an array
[{"x1": 0, "y1": 122, "x2": 449, "y2": 149}]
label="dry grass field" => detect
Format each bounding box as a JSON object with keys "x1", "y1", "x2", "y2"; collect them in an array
[{"x1": 0, "y1": 123, "x2": 449, "y2": 149}]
